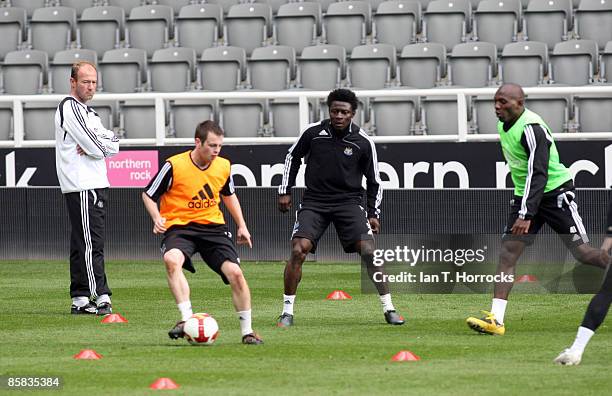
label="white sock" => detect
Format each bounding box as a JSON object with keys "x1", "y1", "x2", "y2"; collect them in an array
[
  {"x1": 282, "y1": 294, "x2": 295, "y2": 315},
  {"x1": 379, "y1": 293, "x2": 395, "y2": 313},
  {"x1": 177, "y1": 301, "x2": 193, "y2": 321},
  {"x1": 72, "y1": 296, "x2": 89, "y2": 307},
  {"x1": 97, "y1": 294, "x2": 111, "y2": 306},
  {"x1": 237, "y1": 310, "x2": 253, "y2": 336},
  {"x1": 569, "y1": 326, "x2": 594, "y2": 354},
  {"x1": 491, "y1": 298, "x2": 507, "y2": 324}
]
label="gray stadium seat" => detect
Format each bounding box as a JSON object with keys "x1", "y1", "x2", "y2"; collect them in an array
[
  {"x1": 313, "y1": 0, "x2": 338, "y2": 13},
  {"x1": 525, "y1": 94, "x2": 571, "y2": 133},
  {"x1": 152, "y1": 0, "x2": 193, "y2": 15},
  {"x1": 149, "y1": 47, "x2": 197, "y2": 92},
  {"x1": 524, "y1": 0, "x2": 573, "y2": 49},
  {"x1": 575, "y1": 0, "x2": 612, "y2": 50},
  {"x1": 601, "y1": 41, "x2": 612, "y2": 82},
  {"x1": 0, "y1": 7, "x2": 26, "y2": 61},
  {"x1": 370, "y1": 95, "x2": 418, "y2": 136},
  {"x1": 347, "y1": 43, "x2": 397, "y2": 89},
  {"x1": 176, "y1": 4, "x2": 222, "y2": 55},
  {"x1": 78, "y1": 6, "x2": 125, "y2": 58},
  {"x1": 249, "y1": 45, "x2": 296, "y2": 90},
  {"x1": 100, "y1": 48, "x2": 148, "y2": 92},
  {"x1": 2, "y1": 49, "x2": 48, "y2": 94},
  {"x1": 373, "y1": 1, "x2": 420, "y2": 52},
  {"x1": 251, "y1": 0, "x2": 290, "y2": 15},
  {"x1": 198, "y1": 46, "x2": 247, "y2": 91},
  {"x1": 9, "y1": 0, "x2": 46, "y2": 19},
  {"x1": 298, "y1": 44, "x2": 346, "y2": 90},
  {"x1": 218, "y1": 99, "x2": 266, "y2": 137},
  {"x1": 23, "y1": 102, "x2": 57, "y2": 140},
  {"x1": 574, "y1": 95, "x2": 612, "y2": 132},
  {"x1": 274, "y1": 2, "x2": 321, "y2": 55},
  {"x1": 126, "y1": 5, "x2": 174, "y2": 58},
  {"x1": 50, "y1": 48, "x2": 98, "y2": 94},
  {"x1": 421, "y1": 93, "x2": 467, "y2": 135},
  {"x1": 0, "y1": 104, "x2": 13, "y2": 140},
  {"x1": 59, "y1": 0, "x2": 96, "y2": 18},
  {"x1": 550, "y1": 39, "x2": 599, "y2": 85},
  {"x1": 88, "y1": 98, "x2": 115, "y2": 130},
  {"x1": 323, "y1": 1, "x2": 372, "y2": 54},
  {"x1": 29, "y1": 6, "x2": 77, "y2": 57},
  {"x1": 269, "y1": 99, "x2": 313, "y2": 137},
  {"x1": 500, "y1": 41, "x2": 548, "y2": 87},
  {"x1": 473, "y1": 0, "x2": 521, "y2": 50},
  {"x1": 225, "y1": 3, "x2": 273, "y2": 56},
  {"x1": 168, "y1": 99, "x2": 216, "y2": 138},
  {"x1": 398, "y1": 42, "x2": 446, "y2": 88},
  {"x1": 423, "y1": 0, "x2": 471, "y2": 51},
  {"x1": 107, "y1": 0, "x2": 146, "y2": 15},
  {"x1": 448, "y1": 41, "x2": 497, "y2": 87},
  {"x1": 118, "y1": 99, "x2": 156, "y2": 138},
  {"x1": 207, "y1": 0, "x2": 240, "y2": 15}
]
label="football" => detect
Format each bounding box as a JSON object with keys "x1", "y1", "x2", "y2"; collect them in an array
[{"x1": 183, "y1": 313, "x2": 219, "y2": 345}]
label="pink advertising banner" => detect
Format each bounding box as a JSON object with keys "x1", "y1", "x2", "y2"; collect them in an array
[{"x1": 106, "y1": 150, "x2": 158, "y2": 187}]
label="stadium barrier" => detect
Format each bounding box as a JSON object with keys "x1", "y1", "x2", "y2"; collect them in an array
[{"x1": 1, "y1": 86, "x2": 612, "y2": 148}]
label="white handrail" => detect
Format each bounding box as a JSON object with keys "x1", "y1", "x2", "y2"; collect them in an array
[{"x1": 2, "y1": 86, "x2": 612, "y2": 147}]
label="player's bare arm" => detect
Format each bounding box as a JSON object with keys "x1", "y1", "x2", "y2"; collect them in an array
[
  {"x1": 141, "y1": 192, "x2": 167, "y2": 234},
  {"x1": 368, "y1": 218, "x2": 380, "y2": 234},
  {"x1": 511, "y1": 218, "x2": 531, "y2": 235},
  {"x1": 222, "y1": 194, "x2": 252, "y2": 248}
]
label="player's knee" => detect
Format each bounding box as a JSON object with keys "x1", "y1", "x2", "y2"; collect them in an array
[
  {"x1": 223, "y1": 263, "x2": 245, "y2": 285},
  {"x1": 290, "y1": 241, "x2": 310, "y2": 262},
  {"x1": 163, "y1": 250, "x2": 184, "y2": 272},
  {"x1": 500, "y1": 241, "x2": 522, "y2": 264}
]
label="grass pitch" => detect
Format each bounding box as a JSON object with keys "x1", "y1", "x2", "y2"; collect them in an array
[{"x1": 0, "y1": 261, "x2": 610, "y2": 395}]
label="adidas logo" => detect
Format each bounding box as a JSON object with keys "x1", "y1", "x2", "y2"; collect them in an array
[
  {"x1": 188, "y1": 183, "x2": 217, "y2": 209},
  {"x1": 318, "y1": 130, "x2": 329, "y2": 136},
  {"x1": 284, "y1": 300, "x2": 291, "y2": 304}
]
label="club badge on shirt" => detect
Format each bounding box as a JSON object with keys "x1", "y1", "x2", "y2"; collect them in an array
[{"x1": 344, "y1": 147, "x2": 353, "y2": 156}]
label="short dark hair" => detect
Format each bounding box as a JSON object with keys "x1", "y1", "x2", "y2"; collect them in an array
[
  {"x1": 195, "y1": 120, "x2": 224, "y2": 141},
  {"x1": 327, "y1": 88, "x2": 358, "y2": 112},
  {"x1": 71, "y1": 61, "x2": 97, "y2": 80}
]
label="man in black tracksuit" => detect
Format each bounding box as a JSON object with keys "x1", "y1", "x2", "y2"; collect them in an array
[{"x1": 276, "y1": 89, "x2": 404, "y2": 327}]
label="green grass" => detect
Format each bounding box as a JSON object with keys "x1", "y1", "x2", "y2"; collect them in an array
[{"x1": 0, "y1": 261, "x2": 610, "y2": 396}]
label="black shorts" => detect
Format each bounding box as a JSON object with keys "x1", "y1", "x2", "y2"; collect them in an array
[
  {"x1": 502, "y1": 189, "x2": 589, "y2": 248},
  {"x1": 291, "y1": 202, "x2": 374, "y2": 253},
  {"x1": 161, "y1": 223, "x2": 240, "y2": 284}
]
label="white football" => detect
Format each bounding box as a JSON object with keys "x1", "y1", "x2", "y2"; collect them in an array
[{"x1": 183, "y1": 313, "x2": 219, "y2": 345}]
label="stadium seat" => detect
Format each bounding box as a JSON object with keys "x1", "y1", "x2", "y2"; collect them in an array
[
  {"x1": 0, "y1": 7, "x2": 26, "y2": 62},
  {"x1": 9, "y1": 0, "x2": 46, "y2": 19},
  {"x1": 575, "y1": 0, "x2": 612, "y2": 50},
  {"x1": 58, "y1": 0, "x2": 96, "y2": 18},
  {"x1": 323, "y1": 1, "x2": 372, "y2": 54},
  {"x1": 168, "y1": 99, "x2": 216, "y2": 138},
  {"x1": 78, "y1": 6, "x2": 125, "y2": 59},
  {"x1": 126, "y1": 5, "x2": 174, "y2": 58},
  {"x1": 107, "y1": 0, "x2": 146, "y2": 15},
  {"x1": 370, "y1": 95, "x2": 418, "y2": 136},
  {"x1": 423, "y1": 0, "x2": 472, "y2": 51},
  {"x1": 198, "y1": 46, "x2": 247, "y2": 91},
  {"x1": 0, "y1": 104, "x2": 13, "y2": 140},
  {"x1": 347, "y1": 43, "x2": 397, "y2": 89},
  {"x1": 88, "y1": 98, "x2": 116, "y2": 130},
  {"x1": 249, "y1": 45, "x2": 296, "y2": 90},
  {"x1": 151, "y1": 0, "x2": 193, "y2": 15},
  {"x1": 473, "y1": 0, "x2": 521, "y2": 51},
  {"x1": 574, "y1": 95, "x2": 612, "y2": 132},
  {"x1": 23, "y1": 102, "x2": 57, "y2": 140},
  {"x1": 218, "y1": 99, "x2": 266, "y2": 137},
  {"x1": 251, "y1": 0, "x2": 290, "y2": 15},
  {"x1": 524, "y1": 0, "x2": 573, "y2": 49},
  {"x1": 118, "y1": 99, "x2": 157, "y2": 139},
  {"x1": 224, "y1": 3, "x2": 273, "y2": 56},
  {"x1": 29, "y1": 6, "x2": 77, "y2": 58},
  {"x1": 269, "y1": 99, "x2": 313, "y2": 137},
  {"x1": 448, "y1": 41, "x2": 497, "y2": 87},
  {"x1": 525, "y1": 94, "x2": 571, "y2": 133},
  {"x1": 149, "y1": 47, "x2": 197, "y2": 92},
  {"x1": 2, "y1": 49, "x2": 48, "y2": 94},
  {"x1": 398, "y1": 42, "x2": 446, "y2": 88},
  {"x1": 500, "y1": 41, "x2": 548, "y2": 87},
  {"x1": 470, "y1": 95, "x2": 498, "y2": 134},
  {"x1": 207, "y1": 0, "x2": 241, "y2": 15},
  {"x1": 313, "y1": 0, "x2": 337, "y2": 13},
  {"x1": 50, "y1": 48, "x2": 98, "y2": 94},
  {"x1": 550, "y1": 39, "x2": 599, "y2": 86},
  {"x1": 175, "y1": 4, "x2": 222, "y2": 55},
  {"x1": 421, "y1": 91, "x2": 470, "y2": 135},
  {"x1": 100, "y1": 48, "x2": 148, "y2": 92},
  {"x1": 298, "y1": 44, "x2": 346, "y2": 90},
  {"x1": 601, "y1": 41, "x2": 612, "y2": 82},
  {"x1": 373, "y1": 1, "x2": 420, "y2": 52},
  {"x1": 274, "y1": 2, "x2": 321, "y2": 56}
]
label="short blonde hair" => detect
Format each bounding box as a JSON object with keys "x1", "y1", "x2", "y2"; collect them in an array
[{"x1": 70, "y1": 61, "x2": 97, "y2": 80}]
